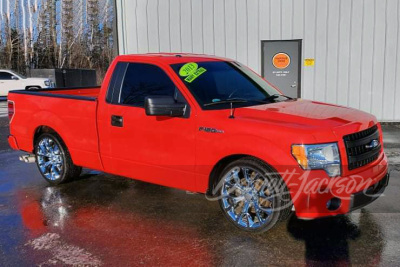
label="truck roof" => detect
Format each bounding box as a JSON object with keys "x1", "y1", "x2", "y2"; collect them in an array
[{"x1": 116, "y1": 53, "x2": 232, "y2": 64}]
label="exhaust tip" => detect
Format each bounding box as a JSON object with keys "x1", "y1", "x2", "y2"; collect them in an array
[{"x1": 19, "y1": 154, "x2": 36, "y2": 163}]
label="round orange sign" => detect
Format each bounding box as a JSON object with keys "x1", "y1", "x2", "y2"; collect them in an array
[{"x1": 272, "y1": 53, "x2": 291, "y2": 69}]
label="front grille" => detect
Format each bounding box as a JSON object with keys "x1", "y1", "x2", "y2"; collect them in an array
[{"x1": 343, "y1": 125, "x2": 381, "y2": 170}]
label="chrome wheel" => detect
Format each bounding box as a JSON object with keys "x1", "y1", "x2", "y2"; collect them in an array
[
  {"x1": 36, "y1": 137, "x2": 64, "y2": 181},
  {"x1": 220, "y1": 166, "x2": 276, "y2": 230}
]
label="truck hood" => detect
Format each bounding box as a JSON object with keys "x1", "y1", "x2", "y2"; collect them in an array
[
  {"x1": 25, "y1": 78, "x2": 48, "y2": 82},
  {"x1": 234, "y1": 99, "x2": 377, "y2": 132}
]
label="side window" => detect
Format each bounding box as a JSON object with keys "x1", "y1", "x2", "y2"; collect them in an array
[
  {"x1": 119, "y1": 63, "x2": 176, "y2": 107},
  {"x1": 0, "y1": 72, "x2": 13, "y2": 80}
]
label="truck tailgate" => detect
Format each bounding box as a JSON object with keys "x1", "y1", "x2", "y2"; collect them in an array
[{"x1": 8, "y1": 87, "x2": 103, "y2": 171}]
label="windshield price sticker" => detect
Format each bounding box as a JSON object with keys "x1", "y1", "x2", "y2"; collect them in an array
[{"x1": 179, "y1": 62, "x2": 207, "y2": 83}]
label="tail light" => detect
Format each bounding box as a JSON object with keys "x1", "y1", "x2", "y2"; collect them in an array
[{"x1": 8, "y1": 100, "x2": 15, "y2": 122}]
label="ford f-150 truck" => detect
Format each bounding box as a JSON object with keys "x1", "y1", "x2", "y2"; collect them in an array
[{"x1": 7, "y1": 54, "x2": 389, "y2": 232}]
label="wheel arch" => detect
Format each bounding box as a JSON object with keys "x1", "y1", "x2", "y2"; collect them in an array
[
  {"x1": 33, "y1": 126, "x2": 67, "y2": 153},
  {"x1": 207, "y1": 154, "x2": 281, "y2": 196}
]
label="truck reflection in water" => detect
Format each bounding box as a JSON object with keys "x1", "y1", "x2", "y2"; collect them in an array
[
  {"x1": 41, "y1": 187, "x2": 68, "y2": 228},
  {"x1": 18, "y1": 173, "x2": 384, "y2": 266},
  {"x1": 19, "y1": 174, "x2": 214, "y2": 265}
]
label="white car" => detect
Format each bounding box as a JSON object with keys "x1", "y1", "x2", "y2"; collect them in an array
[{"x1": 0, "y1": 70, "x2": 53, "y2": 97}]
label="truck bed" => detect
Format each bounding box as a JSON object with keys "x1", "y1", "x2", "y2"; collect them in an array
[
  {"x1": 8, "y1": 86, "x2": 103, "y2": 171},
  {"x1": 11, "y1": 86, "x2": 101, "y2": 100}
]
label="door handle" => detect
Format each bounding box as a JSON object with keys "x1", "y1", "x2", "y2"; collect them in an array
[
  {"x1": 111, "y1": 115, "x2": 123, "y2": 127},
  {"x1": 291, "y1": 84, "x2": 297, "y2": 88}
]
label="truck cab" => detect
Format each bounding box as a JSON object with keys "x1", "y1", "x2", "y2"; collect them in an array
[{"x1": 7, "y1": 54, "x2": 390, "y2": 232}]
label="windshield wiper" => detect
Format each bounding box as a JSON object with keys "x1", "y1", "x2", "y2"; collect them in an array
[
  {"x1": 264, "y1": 94, "x2": 294, "y2": 102},
  {"x1": 204, "y1": 94, "x2": 294, "y2": 107},
  {"x1": 204, "y1": 98, "x2": 274, "y2": 119},
  {"x1": 204, "y1": 98, "x2": 276, "y2": 107},
  {"x1": 204, "y1": 98, "x2": 249, "y2": 106}
]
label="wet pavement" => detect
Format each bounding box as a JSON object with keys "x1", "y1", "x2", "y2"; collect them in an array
[{"x1": 0, "y1": 113, "x2": 400, "y2": 266}]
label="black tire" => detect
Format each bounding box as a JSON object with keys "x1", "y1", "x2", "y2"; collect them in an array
[
  {"x1": 26, "y1": 86, "x2": 41, "y2": 91},
  {"x1": 34, "y1": 133, "x2": 82, "y2": 185},
  {"x1": 217, "y1": 157, "x2": 292, "y2": 233}
]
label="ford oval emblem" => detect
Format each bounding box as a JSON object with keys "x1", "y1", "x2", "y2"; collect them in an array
[{"x1": 366, "y1": 139, "x2": 379, "y2": 149}]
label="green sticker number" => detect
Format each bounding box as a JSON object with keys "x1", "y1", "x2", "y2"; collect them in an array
[{"x1": 179, "y1": 62, "x2": 207, "y2": 83}]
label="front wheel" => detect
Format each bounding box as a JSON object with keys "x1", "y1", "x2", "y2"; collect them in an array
[
  {"x1": 218, "y1": 157, "x2": 292, "y2": 233},
  {"x1": 35, "y1": 133, "x2": 81, "y2": 185}
]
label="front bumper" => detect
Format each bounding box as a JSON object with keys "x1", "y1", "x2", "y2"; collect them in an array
[
  {"x1": 292, "y1": 153, "x2": 389, "y2": 219},
  {"x1": 350, "y1": 172, "x2": 390, "y2": 211}
]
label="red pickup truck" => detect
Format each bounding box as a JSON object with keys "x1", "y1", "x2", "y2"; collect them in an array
[{"x1": 8, "y1": 54, "x2": 389, "y2": 232}]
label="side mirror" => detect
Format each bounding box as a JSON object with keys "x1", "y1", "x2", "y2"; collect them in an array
[
  {"x1": 11, "y1": 76, "x2": 19, "y2": 80},
  {"x1": 144, "y1": 96, "x2": 186, "y2": 117}
]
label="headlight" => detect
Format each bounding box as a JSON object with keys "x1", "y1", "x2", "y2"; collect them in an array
[
  {"x1": 44, "y1": 80, "x2": 51, "y2": 86},
  {"x1": 291, "y1": 143, "x2": 341, "y2": 177}
]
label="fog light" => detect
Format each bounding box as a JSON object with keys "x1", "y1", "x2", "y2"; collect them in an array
[{"x1": 326, "y1": 197, "x2": 341, "y2": 211}]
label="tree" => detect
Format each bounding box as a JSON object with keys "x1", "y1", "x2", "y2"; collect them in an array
[{"x1": 0, "y1": 0, "x2": 115, "y2": 83}]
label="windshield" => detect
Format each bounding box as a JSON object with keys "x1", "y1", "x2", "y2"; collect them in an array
[
  {"x1": 11, "y1": 71, "x2": 26, "y2": 79},
  {"x1": 171, "y1": 61, "x2": 281, "y2": 110}
]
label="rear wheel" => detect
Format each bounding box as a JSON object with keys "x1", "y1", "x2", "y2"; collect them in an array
[
  {"x1": 35, "y1": 133, "x2": 81, "y2": 185},
  {"x1": 218, "y1": 157, "x2": 292, "y2": 233}
]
